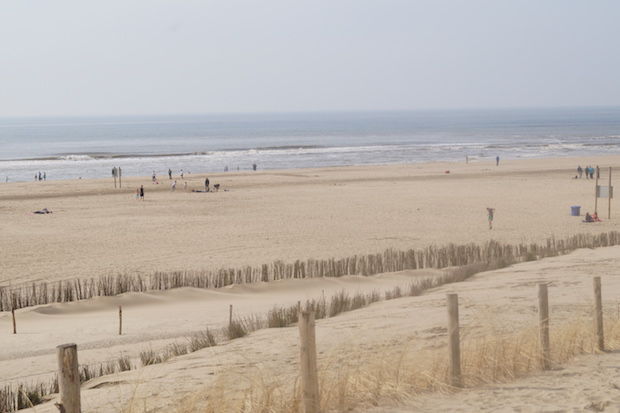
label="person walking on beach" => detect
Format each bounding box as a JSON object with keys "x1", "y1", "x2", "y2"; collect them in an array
[
  {"x1": 152, "y1": 171, "x2": 157, "y2": 183},
  {"x1": 495, "y1": 156, "x2": 500, "y2": 166},
  {"x1": 205, "y1": 177, "x2": 210, "y2": 192},
  {"x1": 171, "y1": 180, "x2": 177, "y2": 191},
  {"x1": 168, "y1": 169, "x2": 172, "y2": 180},
  {"x1": 487, "y1": 207, "x2": 495, "y2": 230},
  {"x1": 577, "y1": 165, "x2": 583, "y2": 178},
  {"x1": 180, "y1": 169, "x2": 184, "y2": 179},
  {"x1": 43, "y1": 172, "x2": 46, "y2": 181},
  {"x1": 139, "y1": 185, "x2": 145, "y2": 200}
]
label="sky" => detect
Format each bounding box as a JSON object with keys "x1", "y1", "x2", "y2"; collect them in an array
[{"x1": 1, "y1": 0, "x2": 619, "y2": 117}]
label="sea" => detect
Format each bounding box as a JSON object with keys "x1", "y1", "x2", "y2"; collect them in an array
[{"x1": 1, "y1": 107, "x2": 620, "y2": 182}]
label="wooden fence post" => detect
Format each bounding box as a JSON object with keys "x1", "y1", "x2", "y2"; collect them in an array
[
  {"x1": 447, "y1": 293, "x2": 461, "y2": 387},
  {"x1": 57, "y1": 343, "x2": 81, "y2": 413},
  {"x1": 299, "y1": 310, "x2": 320, "y2": 413},
  {"x1": 118, "y1": 305, "x2": 123, "y2": 336},
  {"x1": 593, "y1": 277, "x2": 604, "y2": 351},
  {"x1": 538, "y1": 283, "x2": 550, "y2": 370},
  {"x1": 11, "y1": 308, "x2": 16, "y2": 334}
]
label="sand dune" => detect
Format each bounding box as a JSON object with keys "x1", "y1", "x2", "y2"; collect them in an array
[
  {"x1": 0, "y1": 270, "x2": 438, "y2": 383},
  {"x1": 10, "y1": 246, "x2": 620, "y2": 412}
]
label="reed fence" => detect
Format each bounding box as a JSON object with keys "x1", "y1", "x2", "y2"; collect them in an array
[{"x1": 3, "y1": 231, "x2": 619, "y2": 312}]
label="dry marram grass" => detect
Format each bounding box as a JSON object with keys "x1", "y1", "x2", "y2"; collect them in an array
[{"x1": 174, "y1": 317, "x2": 620, "y2": 413}]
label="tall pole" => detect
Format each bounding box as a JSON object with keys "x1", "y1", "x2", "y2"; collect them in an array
[
  {"x1": 594, "y1": 174, "x2": 599, "y2": 214},
  {"x1": 608, "y1": 167, "x2": 612, "y2": 219}
]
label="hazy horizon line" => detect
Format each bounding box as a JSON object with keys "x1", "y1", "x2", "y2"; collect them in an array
[{"x1": 2, "y1": 104, "x2": 620, "y2": 121}]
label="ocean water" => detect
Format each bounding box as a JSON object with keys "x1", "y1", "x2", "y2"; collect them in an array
[{"x1": 1, "y1": 108, "x2": 620, "y2": 182}]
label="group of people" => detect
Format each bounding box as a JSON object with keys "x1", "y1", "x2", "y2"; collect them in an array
[
  {"x1": 168, "y1": 168, "x2": 185, "y2": 180},
  {"x1": 584, "y1": 211, "x2": 602, "y2": 223},
  {"x1": 34, "y1": 171, "x2": 47, "y2": 181},
  {"x1": 576, "y1": 165, "x2": 599, "y2": 179}
]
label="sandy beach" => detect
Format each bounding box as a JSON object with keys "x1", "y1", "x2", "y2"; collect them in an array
[
  {"x1": 3, "y1": 156, "x2": 620, "y2": 412},
  {"x1": 2, "y1": 156, "x2": 620, "y2": 287}
]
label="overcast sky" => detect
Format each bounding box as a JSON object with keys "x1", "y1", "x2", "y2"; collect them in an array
[{"x1": 1, "y1": 1, "x2": 619, "y2": 117}]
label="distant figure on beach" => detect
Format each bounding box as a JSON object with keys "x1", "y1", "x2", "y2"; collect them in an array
[
  {"x1": 495, "y1": 156, "x2": 500, "y2": 166},
  {"x1": 180, "y1": 169, "x2": 184, "y2": 179},
  {"x1": 465, "y1": 155, "x2": 469, "y2": 164},
  {"x1": 171, "y1": 180, "x2": 177, "y2": 191},
  {"x1": 139, "y1": 185, "x2": 144, "y2": 200},
  {"x1": 584, "y1": 212, "x2": 594, "y2": 223},
  {"x1": 43, "y1": 172, "x2": 46, "y2": 181},
  {"x1": 487, "y1": 207, "x2": 495, "y2": 229},
  {"x1": 593, "y1": 212, "x2": 602, "y2": 222},
  {"x1": 205, "y1": 177, "x2": 210, "y2": 191},
  {"x1": 596, "y1": 165, "x2": 600, "y2": 179},
  {"x1": 152, "y1": 171, "x2": 157, "y2": 183},
  {"x1": 252, "y1": 163, "x2": 257, "y2": 171},
  {"x1": 168, "y1": 169, "x2": 172, "y2": 180},
  {"x1": 577, "y1": 165, "x2": 583, "y2": 178},
  {"x1": 38, "y1": 171, "x2": 42, "y2": 181}
]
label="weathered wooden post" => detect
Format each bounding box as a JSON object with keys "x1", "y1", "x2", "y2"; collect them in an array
[
  {"x1": 229, "y1": 304, "x2": 233, "y2": 327},
  {"x1": 11, "y1": 308, "x2": 16, "y2": 334},
  {"x1": 447, "y1": 293, "x2": 461, "y2": 387},
  {"x1": 299, "y1": 310, "x2": 320, "y2": 413},
  {"x1": 593, "y1": 277, "x2": 604, "y2": 351},
  {"x1": 118, "y1": 305, "x2": 123, "y2": 336},
  {"x1": 538, "y1": 283, "x2": 550, "y2": 370},
  {"x1": 57, "y1": 343, "x2": 81, "y2": 413}
]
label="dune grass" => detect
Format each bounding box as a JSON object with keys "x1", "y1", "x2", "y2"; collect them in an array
[{"x1": 173, "y1": 317, "x2": 620, "y2": 413}]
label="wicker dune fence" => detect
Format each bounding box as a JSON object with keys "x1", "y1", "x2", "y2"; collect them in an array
[{"x1": 2, "y1": 231, "x2": 619, "y2": 312}]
